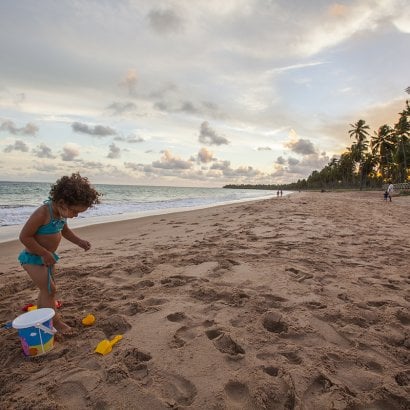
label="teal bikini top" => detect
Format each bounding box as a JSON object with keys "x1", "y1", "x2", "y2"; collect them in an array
[{"x1": 36, "y1": 200, "x2": 66, "y2": 235}]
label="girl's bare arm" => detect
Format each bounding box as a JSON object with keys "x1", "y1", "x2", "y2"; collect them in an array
[
  {"x1": 19, "y1": 207, "x2": 56, "y2": 263},
  {"x1": 61, "y1": 225, "x2": 91, "y2": 250}
]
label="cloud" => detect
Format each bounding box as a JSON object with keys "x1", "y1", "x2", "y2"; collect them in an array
[
  {"x1": 267, "y1": 62, "x2": 327, "y2": 75},
  {"x1": 257, "y1": 146, "x2": 272, "y2": 151},
  {"x1": 276, "y1": 156, "x2": 286, "y2": 165},
  {"x1": 80, "y1": 161, "x2": 106, "y2": 170},
  {"x1": 32, "y1": 163, "x2": 59, "y2": 172},
  {"x1": 275, "y1": 152, "x2": 330, "y2": 178},
  {"x1": 0, "y1": 120, "x2": 38, "y2": 136},
  {"x1": 107, "y1": 143, "x2": 121, "y2": 159},
  {"x1": 285, "y1": 138, "x2": 316, "y2": 155},
  {"x1": 197, "y1": 147, "x2": 214, "y2": 163},
  {"x1": 124, "y1": 162, "x2": 143, "y2": 172},
  {"x1": 61, "y1": 144, "x2": 80, "y2": 161},
  {"x1": 114, "y1": 134, "x2": 144, "y2": 143},
  {"x1": 199, "y1": 121, "x2": 230, "y2": 146},
  {"x1": 153, "y1": 101, "x2": 168, "y2": 111},
  {"x1": 222, "y1": 165, "x2": 262, "y2": 178},
  {"x1": 295, "y1": 2, "x2": 401, "y2": 56},
  {"x1": 72, "y1": 122, "x2": 116, "y2": 137},
  {"x1": 152, "y1": 150, "x2": 192, "y2": 170},
  {"x1": 209, "y1": 159, "x2": 262, "y2": 178},
  {"x1": 391, "y1": 0, "x2": 410, "y2": 33},
  {"x1": 287, "y1": 157, "x2": 300, "y2": 166},
  {"x1": 179, "y1": 101, "x2": 199, "y2": 114},
  {"x1": 148, "y1": 83, "x2": 178, "y2": 99},
  {"x1": 4, "y1": 140, "x2": 29, "y2": 153},
  {"x1": 148, "y1": 8, "x2": 183, "y2": 34},
  {"x1": 210, "y1": 160, "x2": 231, "y2": 171},
  {"x1": 106, "y1": 101, "x2": 137, "y2": 115},
  {"x1": 154, "y1": 99, "x2": 223, "y2": 118},
  {"x1": 124, "y1": 154, "x2": 266, "y2": 184},
  {"x1": 328, "y1": 3, "x2": 349, "y2": 17},
  {"x1": 33, "y1": 143, "x2": 55, "y2": 159}
]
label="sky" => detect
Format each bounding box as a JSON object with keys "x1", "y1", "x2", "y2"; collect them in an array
[{"x1": 0, "y1": 0, "x2": 409, "y2": 187}]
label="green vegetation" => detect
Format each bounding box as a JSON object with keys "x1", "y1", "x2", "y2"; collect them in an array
[{"x1": 225, "y1": 99, "x2": 410, "y2": 191}]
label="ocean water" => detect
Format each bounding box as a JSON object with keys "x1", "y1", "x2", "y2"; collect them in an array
[{"x1": 0, "y1": 181, "x2": 278, "y2": 230}]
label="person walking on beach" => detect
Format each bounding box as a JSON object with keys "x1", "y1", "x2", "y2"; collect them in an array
[
  {"x1": 18, "y1": 173, "x2": 101, "y2": 335},
  {"x1": 383, "y1": 190, "x2": 388, "y2": 201},
  {"x1": 387, "y1": 181, "x2": 394, "y2": 202}
]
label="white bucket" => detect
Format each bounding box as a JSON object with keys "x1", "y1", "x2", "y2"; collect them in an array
[{"x1": 12, "y1": 308, "x2": 57, "y2": 356}]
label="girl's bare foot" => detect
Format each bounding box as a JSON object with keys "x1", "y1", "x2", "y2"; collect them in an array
[{"x1": 54, "y1": 319, "x2": 76, "y2": 336}]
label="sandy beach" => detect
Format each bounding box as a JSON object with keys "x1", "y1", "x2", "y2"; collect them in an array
[{"x1": 0, "y1": 191, "x2": 409, "y2": 410}]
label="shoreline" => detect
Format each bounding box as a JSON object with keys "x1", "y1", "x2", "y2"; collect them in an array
[
  {"x1": 0, "y1": 193, "x2": 279, "y2": 244},
  {"x1": 1, "y1": 190, "x2": 409, "y2": 409}
]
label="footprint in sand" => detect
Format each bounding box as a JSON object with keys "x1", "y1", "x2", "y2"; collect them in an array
[
  {"x1": 224, "y1": 380, "x2": 250, "y2": 405},
  {"x1": 256, "y1": 352, "x2": 276, "y2": 361},
  {"x1": 261, "y1": 293, "x2": 288, "y2": 308},
  {"x1": 166, "y1": 312, "x2": 187, "y2": 322},
  {"x1": 302, "y1": 374, "x2": 335, "y2": 406},
  {"x1": 105, "y1": 364, "x2": 129, "y2": 383},
  {"x1": 205, "y1": 328, "x2": 245, "y2": 357},
  {"x1": 279, "y1": 350, "x2": 303, "y2": 364},
  {"x1": 132, "y1": 279, "x2": 155, "y2": 289},
  {"x1": 262, "y1": 311, "x2": 288, "y2": 334},
  {"x1": 396, "y1": 309, "x2": 410, "y2": 325},
  {"x1": 122, "y1": 348, "x2": 152, "y2": 381},
  {"x1": 143, "y1": 297, "x2": 169, "y2": 307},
  {"x1": 309, "y1": 316, "x2": 352, "y2": 348},
  {"x1": 263, "y1": 366, "x2": 279, "y2": 377},
  {"x1": 395, "y1": 370, "x2": 410, "y2": 386},
  {"x1": 366, "y1": 300, "x2": 389, "y2": 307},
  {"x1": 170, "y1": 325, "x2": 199, "y2": 348},
  {"x1": 98, "y1": 314, "x2": 132, "y2": 337},
  {"x1": 54, "y1": 381, "x2": 89, "y2": 409},
  {"x1": 363, "y1": 360, "x2": 384, "y2": 374},
  {"x1": 126, "y1": 301, "x2": 145, "y2": 316},
  {"x1": 156, "y1": 372, "x2": 197, "y2": 406},
  {"x1": 285, "y1": 267, "x2": 314, "y2": 282}
]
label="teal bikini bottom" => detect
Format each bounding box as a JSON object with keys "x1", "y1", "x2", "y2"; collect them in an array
[
  {"x1": 18, "y1": 250, "x2": 59, "y2": 265},
  {"x1": 18, "y1": 250, "x2": 60, "y2": 294}
]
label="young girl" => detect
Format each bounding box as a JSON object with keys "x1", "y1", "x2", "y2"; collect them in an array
[{"x1": 18, "y1": 173, "x2": 101, "y2": 335}]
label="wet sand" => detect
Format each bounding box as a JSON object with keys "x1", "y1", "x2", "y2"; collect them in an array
[{"x1": 0, "y1": 191, "x2": 409, "y2": 409}]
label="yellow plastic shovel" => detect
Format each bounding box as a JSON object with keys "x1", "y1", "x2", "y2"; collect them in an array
[
  {"x1": 95, "y1": 335, "x2": 123, "y2": 355},
  {"x1": 82, "y1": 314, "x2": 96, "y2": 326}
]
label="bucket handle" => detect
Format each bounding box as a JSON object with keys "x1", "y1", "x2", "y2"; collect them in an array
[{"x1": 35, "y1": 323, "x2": 57, "y2": 335}]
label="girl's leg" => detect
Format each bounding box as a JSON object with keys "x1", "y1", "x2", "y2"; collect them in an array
[{"x1": 22, "y1": 264, "x2": 74, "y2": 335}]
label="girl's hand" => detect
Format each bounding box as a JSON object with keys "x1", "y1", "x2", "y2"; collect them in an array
[
  {"x1": 78, "y1": 239, "x2": 91, "y2": 251},
  {"x1": 42, "y1": 252, "x2": 57, "y2": 266}
]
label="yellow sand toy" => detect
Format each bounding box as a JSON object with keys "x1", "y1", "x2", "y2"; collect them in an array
[
  {"x1": 82, "y1": 314, "x2": 96, "y2": 326},
  {"x1": 95, "y1": 335, "x2": 123, "y2": 355}
]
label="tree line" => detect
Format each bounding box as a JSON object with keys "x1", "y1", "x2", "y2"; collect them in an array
[{"x1": 225, "y1": 99, "x2": 410, "y2": 191}]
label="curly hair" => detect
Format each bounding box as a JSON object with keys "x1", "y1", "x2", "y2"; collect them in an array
[{"x1": 49, "y1": 173, "x2": 101, "y2": 207}]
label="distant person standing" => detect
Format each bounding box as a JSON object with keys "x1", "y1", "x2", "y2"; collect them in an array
[
  {"x1": 277, "y1": 190, "x2": 280, "y2": 197},
  {"x1": 383, "y1": 190, "x2": 388, "y2": 201},
  {"x1": 387, "y1": 182, "x2": 394, "y2": 202},
  {"x1": 280, "y1": 190, "x2": 283, "y2": 197}
]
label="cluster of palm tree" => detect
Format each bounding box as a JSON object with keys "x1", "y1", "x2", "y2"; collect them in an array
[
  {"x1": 224, "y1": 94, "x2": 410, "y2": 192},
  {"x1": 291, "y1": 99, "x2": 410, "y2": 190}
]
